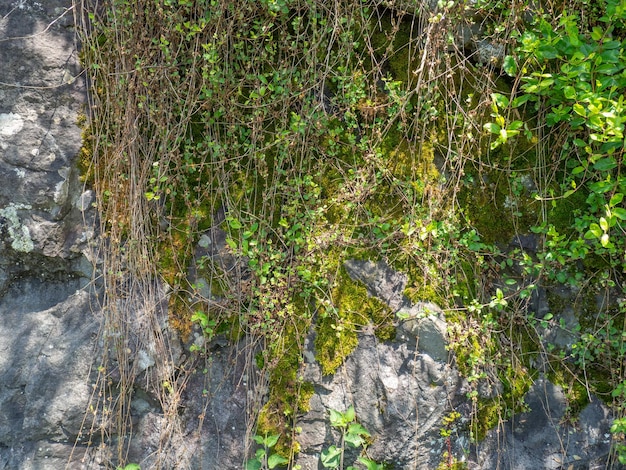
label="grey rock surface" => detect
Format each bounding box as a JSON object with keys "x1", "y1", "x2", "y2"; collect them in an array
[
  {"x1": 0, "y1": 283, "x2": 99, "y2": 469},
  {"x1": 0, "y1": 1, "x2": 100, "y2": 468},
  {"x1": 122, "y1": 342, "x2": 254, "y2": 470},
  {"x1": 472, "y1": 376, "x2": 614, "y2": 469},
  {"x1": 297, "y1": 328, "x2": 470, "y2": 469},
  {"x1": 343, "y1": 258, "x2": 407, "y2": 312},
  {"x1": 397, "y1": 301, "x2": 449, "y2": 363}
]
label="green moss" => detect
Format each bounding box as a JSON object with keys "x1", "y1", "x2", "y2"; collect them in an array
[
  {"x1": 315, "y1": 265, "x2": 394, "y2": 375},
  {"x1": 546, "y1": 366, "x2": 590, "y2": 420},
  {"x1": 403, "y1": 269, "x2": 443, "y2": 306},
  {"x1": 473, "y1": 362, "x2": 535, "y2": 441},
  {"x1": 256, "y1": 317, "x2": 314, "y2": 457},
  {"x1": 368, "y1": 10, "x2": 419, "y2": 87},
  {"x1": 473, "y1": 398, "x2": 502, "y2": 442},
  {"x1": 546, "y1": 186, "x2": 588, "y2": 232},
  {"x1": 458, "y1": 169, "x2": 541, "y2": 245}
]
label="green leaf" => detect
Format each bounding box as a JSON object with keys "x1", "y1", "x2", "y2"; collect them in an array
[
  {"x1": 344, "y1": 405, "x2": 356, "y2": 423},
  {"x1": 320, "y1": 446, "x2": 342, "y2": 468},
  {"x1": 584, "y1": 223, "x2": 602, "y2": 239},
  {"x1": 612, "y1": 208, "x2": 626, "y2": 220},
  {"x1": 538, "y1": 78, "x2": 554, "y2": 88},
  {"x1": 593, "y1": 157, "x2": 617, "y2": 171},
  {"x1": 358, "y1": 457, "x2": 385, "y2": 470},
  {"x1": 329, "y1": 409, "x2": 344, "y2": 428},
  {"x1": 573, "y1": 103, "x2": 586, "y2": 116},
  {"x1": 491, "y1": 93, "x2": 509, "y2": 108},
  {"x1": 600, "y1": 217, "x2": 609, "y2": 232},
  {"x1": 268, "y1": 453, "x2": 289, "y2": 469},
  {"x1": 264, "y1": 434, "x2": 280, "y2": 448},
  {"x1": 563, "y1": 86, "x2": 576, "y2": 99},
  {"x1": 344, "y1": 431, "x2": 367, "y2": 448},
  {"x1": 228, "y1": 217, "x2": 243, "y2": 229},
  {"x1": 483, "y1": 122, "x2": 501, "y2": 134},
  {"x1": 503, "y1": 55, "x2": 517, "y2": 76},
  {"x1": 591, "y1": 27, "x2": 603, "y2": 41},
  {"x1": 511, "y1": 94, "x2": 534, "y2": 108},
  {"x1": 590, "y1": 180, "x2": 616, "y2": 193},
  {"x1": 347, "y1": 422, "x2": 370, "y2": 437},
  {"x1": 600, "y1": 233, "x2": 610, "y2": 247},
  {"x1": 245, "y1": 459, "x2": 262, "y2": 470},
  {"x1": 609, "y1": 193, "x2": 624, "y2": 207}
]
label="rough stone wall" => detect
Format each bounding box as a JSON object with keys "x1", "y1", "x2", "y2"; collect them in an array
[{"x1": 0, "y1": 1, "x2": 101, "y2": 468}]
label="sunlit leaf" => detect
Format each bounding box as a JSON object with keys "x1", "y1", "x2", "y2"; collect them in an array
[{"x1": 484, "y1": 122, "x2": 501, "y2": 134}]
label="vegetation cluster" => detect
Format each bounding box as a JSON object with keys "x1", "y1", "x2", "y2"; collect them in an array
[{"x1": 77, "y1": 0, "x2": 626, "y2": 467}]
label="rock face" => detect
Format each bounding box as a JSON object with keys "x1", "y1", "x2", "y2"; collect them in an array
[
  {"x1": 0, "y1": 1, "x2": 99, "y2": 468},
  {"x1": 297, "y1": 327, "x2": 469, "y2": 469},
  {"x1": 0, "y1": 2, "x2": 619, "y2": 470},
  {"x1": 473, "y1": 376, "x2": 614, "y2": 469}
]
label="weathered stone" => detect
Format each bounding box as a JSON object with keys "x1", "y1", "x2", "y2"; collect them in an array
[
  {"x1": 0, "y1": 2, "x2": 99, "y2": 468},
  {"x1": 296, "y1": 329, "x2": 469, "y2": 469},
  {"x1": 0, "y1": 281, "x2": 99, "y2": 466},
  {"x1": 471, "y1": 376, "x2": 614, "y2": 469},
  {"x1": 398, "y1": 302, "x2": 450, "y2": 363},
  {"x1": 343, "y1": 258, "x2": 408, "y2": 312}
]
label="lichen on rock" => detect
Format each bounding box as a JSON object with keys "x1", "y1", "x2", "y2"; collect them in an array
[{"x1": 0, "y1": 203, "x2": 34, "y2": 252}]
